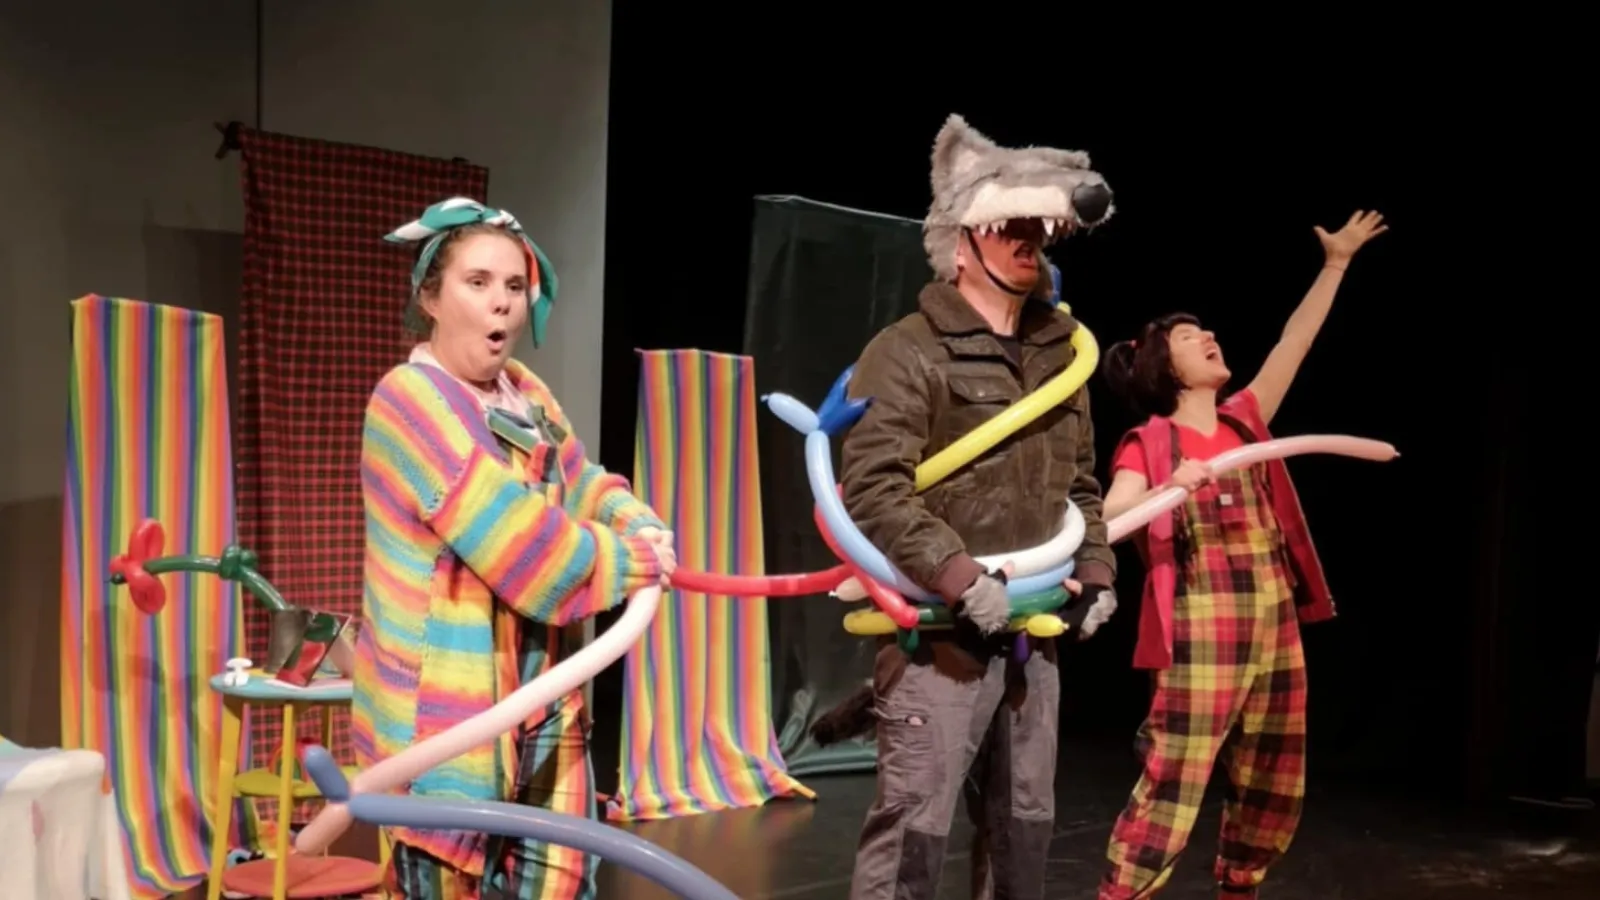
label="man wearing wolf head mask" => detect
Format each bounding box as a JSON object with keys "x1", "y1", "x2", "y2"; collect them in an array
[{"x1": 836, "y1": 114, "x2": 1119, "y2": 899}]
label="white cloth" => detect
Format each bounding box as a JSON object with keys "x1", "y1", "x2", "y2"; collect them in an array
[{"x1": 0, "y1": 746, "x2": 129, "y2": 900}]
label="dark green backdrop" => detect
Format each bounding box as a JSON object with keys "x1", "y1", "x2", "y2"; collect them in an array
[{"x1": 741, "y1": 195, "x2": 933, "y2": 776}]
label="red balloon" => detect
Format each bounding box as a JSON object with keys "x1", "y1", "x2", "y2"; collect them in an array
[
  {"x1": 811, "y1": 504, "x2": 918, "y2": 629},
  {"x1": 669, "y1": 566, "x2": 849, "y2": 597},
  {"x1": 111, "y1": 518, "x2": 169, "y2": 614}
]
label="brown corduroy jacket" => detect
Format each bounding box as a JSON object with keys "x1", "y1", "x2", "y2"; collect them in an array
[{"x1": 839, "y1": 281, "x2": 1116, "y2": 603}]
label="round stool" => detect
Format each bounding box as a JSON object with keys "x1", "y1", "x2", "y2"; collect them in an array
[{"x1": 207, "y1": 671, "x2": 384, "y2": 900}]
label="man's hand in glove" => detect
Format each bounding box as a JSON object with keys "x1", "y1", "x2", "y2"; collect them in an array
[
  {"x1": 1060, "y1": 577, "x2": 1118, "y2": 639},
  {"x1": 957, "y1": 562, "x2": 1015, "y2": 635}
]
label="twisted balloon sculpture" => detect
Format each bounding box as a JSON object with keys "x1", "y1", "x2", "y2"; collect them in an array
[
  {"x1": 108, "y1": 524, "x2": 737, "y2": 897},
  {"x1": 108, "y1": 519, "x2": 290, "y2": 615}
]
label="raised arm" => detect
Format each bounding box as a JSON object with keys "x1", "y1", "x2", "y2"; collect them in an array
[
  {"x1": 839, "y1": 332, "x2": 980, "y2": 604},
  {"x1": 1247, "y1": 210, "x2": 1387, "y2": 425},
  {"x1": 363, "y1": 365, "x2": 661, "y2": 626}
]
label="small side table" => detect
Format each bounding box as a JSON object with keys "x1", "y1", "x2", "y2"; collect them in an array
[{"x1": 206, "y1": 671, "x2": 385, "y2": 900}]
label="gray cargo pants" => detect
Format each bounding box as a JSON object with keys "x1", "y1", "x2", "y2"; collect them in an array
[{"x1": 849, "y1": 630, "x2": 1060, "y2": 900}]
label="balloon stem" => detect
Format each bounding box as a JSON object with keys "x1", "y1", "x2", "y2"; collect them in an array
[{"x1": 127, "y1": 552, "x2": 294, "y2": 611}]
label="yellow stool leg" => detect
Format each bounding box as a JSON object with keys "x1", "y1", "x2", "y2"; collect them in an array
[
  {"x1": 320, "y1": 707, "x2": 334, "y2": 759},
  {"x1": 205, "y1": 697, "x2": 244, "y2": 900},
  {"x1": 272, "y1": 702, "x2": 299, "y2": 900}
]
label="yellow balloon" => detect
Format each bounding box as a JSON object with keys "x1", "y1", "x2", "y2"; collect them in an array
[
  {"x1": 1025, "y1": 615, "x2": 1067, "y2": 638},
  {"x1": 841, "y1": 610, "x2": 1070, "y2": 637},
  {"x1": 914, "y1": 305, "x2": 1098, "y2": 492},
  {"x1": 842, "y1": 610, "x2": 903, "y2": 636}
]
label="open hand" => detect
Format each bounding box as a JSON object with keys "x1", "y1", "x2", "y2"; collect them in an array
[
  {"x1": 1167, "y1": 458, "x2": 1214, "y2": 492},
  {"x1": 1315, "y1": 210, "x2": 1388, "y2": 263}
]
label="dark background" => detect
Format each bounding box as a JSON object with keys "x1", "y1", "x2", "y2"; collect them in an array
[{"x1": 597, "y1": 13, "x2": 1572, "y2": 811}]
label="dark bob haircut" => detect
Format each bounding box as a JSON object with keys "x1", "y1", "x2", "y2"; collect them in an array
[{"x1": 1101, "y1": 312, "x2": 1202, "y2": 419}]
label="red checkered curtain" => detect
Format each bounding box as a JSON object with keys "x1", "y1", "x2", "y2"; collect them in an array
[{"x1": 235, "y1": 126, "x2": 488, "y2": 826}]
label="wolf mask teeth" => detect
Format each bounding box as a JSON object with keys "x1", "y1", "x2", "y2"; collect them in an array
[
  {"x1": 973, "y1": 218, "x2": 1073, "y2": 238},
  {"x1": 923, "y1": 114, "x2": 1114, "y2": 293}
]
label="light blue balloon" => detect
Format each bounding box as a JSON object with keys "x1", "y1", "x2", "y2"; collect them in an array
[
  {"x1": 303, "y1": 749, "x2": 739, "y2": 900},
  {"x1": 803, "y1": 430, "x2": 1074, "y2": 602},
  {"x1": 804, "y1": 430, "x2": 926, "y2": 597},
  {"x1": 762, "y1": 393, "x2": 819, "y2": 435}
]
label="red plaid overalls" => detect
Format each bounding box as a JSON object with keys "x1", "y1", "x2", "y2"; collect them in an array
[{"x1": 1100, "y1": 439, "x2": 1308, "y2": 899}]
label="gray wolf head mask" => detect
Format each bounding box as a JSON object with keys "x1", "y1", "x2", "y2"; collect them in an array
[{"x1": 923, "y1": 114, "x2": 1114, "y2": 297}]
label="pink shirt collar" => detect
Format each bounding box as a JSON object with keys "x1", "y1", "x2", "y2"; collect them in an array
[{"x1": 408, "y1": 343, "x2": 533, "y2": 421}]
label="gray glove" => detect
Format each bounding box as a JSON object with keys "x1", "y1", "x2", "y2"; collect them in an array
[
  {"x1": 1062, "y1": 584, "x2": 1118, "y2": 639},
  {"x1": 957, "y1": 573, "x2": 1012, "y2": 635}
]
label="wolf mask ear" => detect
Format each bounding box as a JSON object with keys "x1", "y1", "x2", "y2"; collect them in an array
[
  {"x1": 931, "y1": 114, "x2": 1000, "y2": 205},
  {"x1": 1031, "y1": 146, "x2": 1093, "y2": 171}
]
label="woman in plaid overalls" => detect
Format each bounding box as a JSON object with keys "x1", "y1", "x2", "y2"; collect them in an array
[{"x1": 1093, "y1": 211, "x2": 1387, "y2": 899}]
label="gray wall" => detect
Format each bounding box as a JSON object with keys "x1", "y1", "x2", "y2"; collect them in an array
[{"x1": 0, "y1": 0, "x2": 613, "y2": 746}]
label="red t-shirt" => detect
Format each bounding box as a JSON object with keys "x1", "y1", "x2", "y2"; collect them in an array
[{"x1": 1112, "y1": 389, "x2": 1255, "y2": 478}]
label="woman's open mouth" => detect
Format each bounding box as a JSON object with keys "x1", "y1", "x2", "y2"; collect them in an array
[{"x1": 487, "y1": 329, "x2": 507, "y2": 352}]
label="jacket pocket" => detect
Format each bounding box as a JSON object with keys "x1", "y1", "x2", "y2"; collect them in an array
[{"x1": 942, "y1": 369, "x2": 1024, "y2": 480}]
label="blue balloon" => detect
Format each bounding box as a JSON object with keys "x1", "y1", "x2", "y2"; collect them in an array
[
  {"x1": 815, "y1": 365, "x2": 871, "y2": 436},
  {"x1": 803, "y1": 430, "x2": 1073, "y2": 602},
  {"x1": 303, "y1": 749, "x2": 739, "y2": 900},
  {"x1": 761, "y1": 393, "x2": 819, "y2": 435},
  {"x1": 817, "y1": 396, "x2": 871, "y2": 437},
  {"x1": 818, "y1": 365, "x2": 854, "y2": 415}
]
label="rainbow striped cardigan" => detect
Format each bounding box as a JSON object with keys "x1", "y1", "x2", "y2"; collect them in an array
[{"x1": 351, "y1": 359, "x2": 663, "y2": 874}]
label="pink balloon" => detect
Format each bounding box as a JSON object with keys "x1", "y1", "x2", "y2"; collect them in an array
[
  {"x1": 293, "y1": 585, "x2": 663, "y2": 856},
  {"x1": 293, "y1": 433, "x2": 1395, "y2": 855},
  {"x1": 1107, "y1": 435, "x2": 1398, "y2": 544}
]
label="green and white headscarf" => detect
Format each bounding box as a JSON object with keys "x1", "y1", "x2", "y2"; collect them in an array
[{"x1": 385, "y1": 197, "x2": 560, "y2": 347}]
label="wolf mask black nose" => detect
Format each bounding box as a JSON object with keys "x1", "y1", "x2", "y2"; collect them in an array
[{"x1": 1073, "y1": 183, "x2": 1112, "y2": 225}]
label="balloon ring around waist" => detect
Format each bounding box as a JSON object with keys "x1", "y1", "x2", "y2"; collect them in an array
[
  {"x1": 812, "y1": 503, "x2": 1074, "y2": 646},
  {"x1": 841, "y1": 586, "x2": 1073, "y2": 639},
  {"x1": 804, "y1": 430, "x2": 1078, "y2": 602},
  {"x1": 830, "y1": 502, "x2": 1084, "y2": 603}
]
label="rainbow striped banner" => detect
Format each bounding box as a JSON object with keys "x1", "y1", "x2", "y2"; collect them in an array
[
  {"x1": 61, "y1": 295, "x2": 245, "y2": 898},
  {"x1": 610, "y1": 349, "x2": 814, "y2": 821}
]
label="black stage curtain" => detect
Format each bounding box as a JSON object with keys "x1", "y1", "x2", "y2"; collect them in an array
[{"x1": 741, "y1": 195, "x2": 932, "y2": 776}]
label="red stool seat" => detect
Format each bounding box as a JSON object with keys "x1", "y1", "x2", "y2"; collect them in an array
[{"x1": 220, "y1": 854, "x2": 381, "y2": 898}]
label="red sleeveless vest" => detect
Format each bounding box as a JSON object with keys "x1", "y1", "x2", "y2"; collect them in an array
[{"x1": 1115, "y1": 389, "x2": 1336, "y2": 669}]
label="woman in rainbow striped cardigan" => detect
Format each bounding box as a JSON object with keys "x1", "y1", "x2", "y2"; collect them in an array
[{"x1": 353, "y1": 198, "x2": 675, "y2": 900}]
